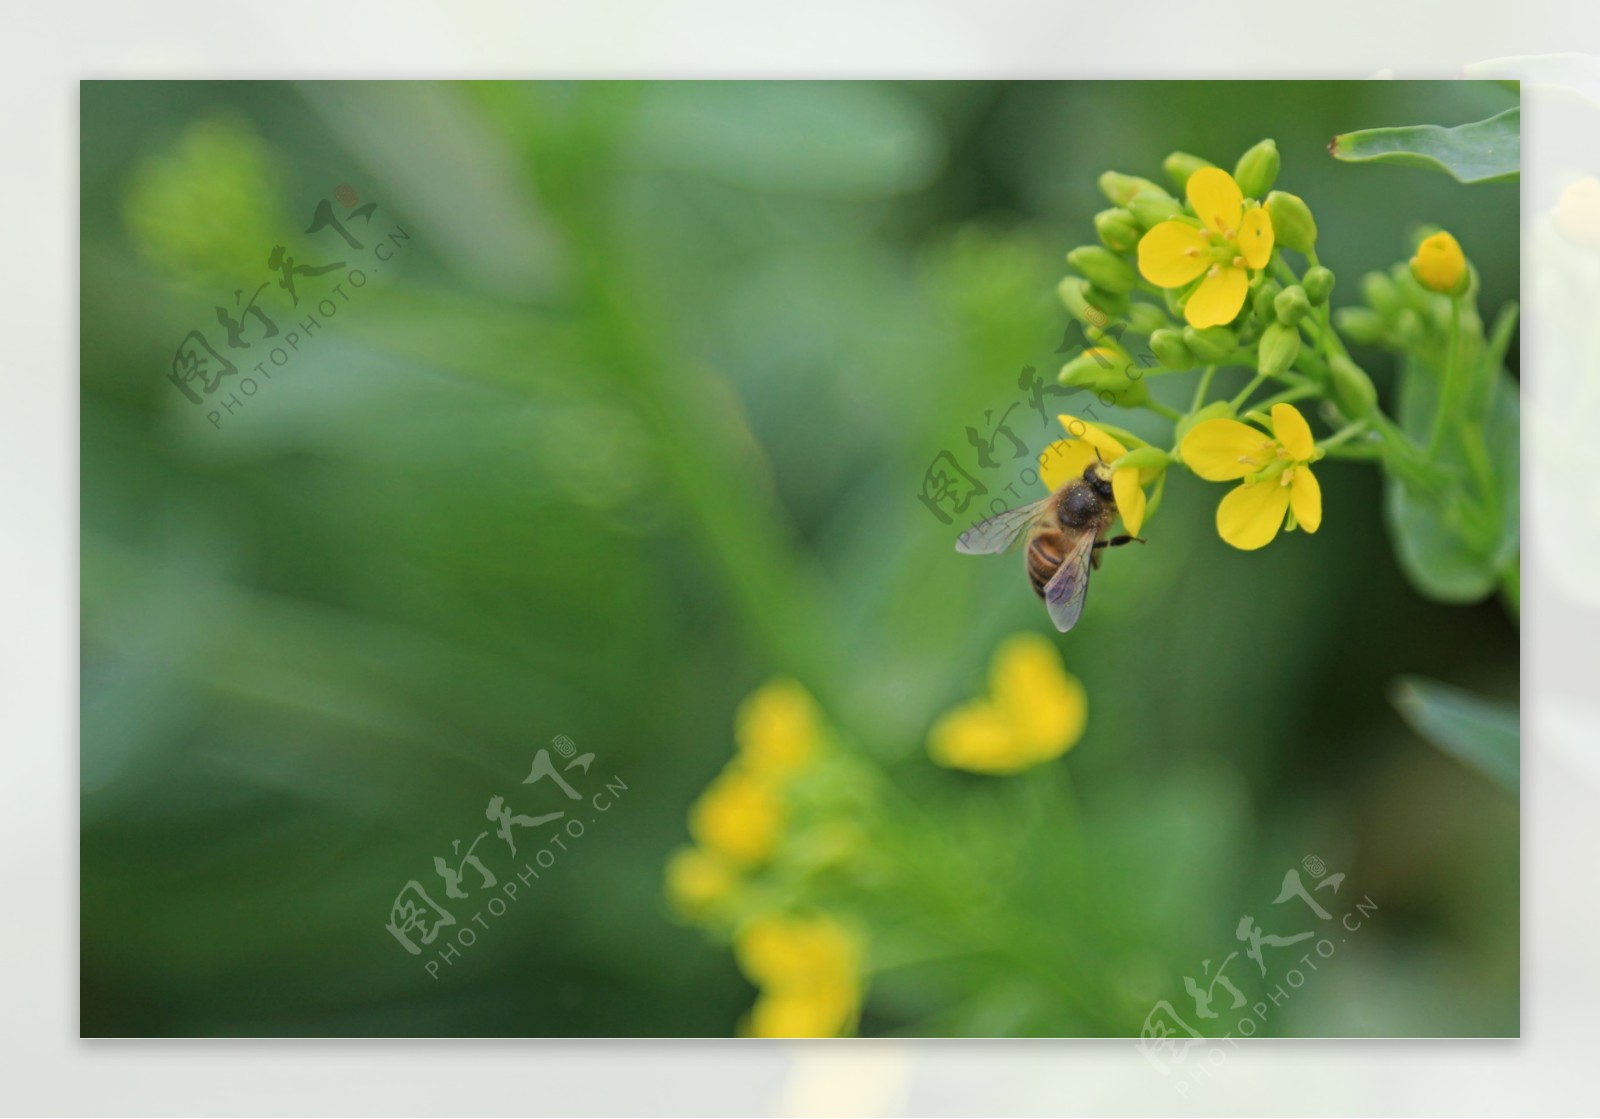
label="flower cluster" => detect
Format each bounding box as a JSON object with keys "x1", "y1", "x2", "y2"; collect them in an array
[
  {"x1": 1048, "y1": 139, "x2": 1491, "y2": 560},
  {"x1": 665, "y1": 678, "x2": 869, "y2": 1036},
  {"x1": 734, "y1": 913, "x2": 863, "y2": 1038}
]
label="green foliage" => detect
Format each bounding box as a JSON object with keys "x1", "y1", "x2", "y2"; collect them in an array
[
  {"x1": 79, "y1": 79, "x2": 1520, "y2": 1040},
  {"x1": 1391, "y1": 676, "x2": 1519, "y2": 791},
  {"x1": 1331, "y1": 107, "x2": 1520, "y2": 184}
]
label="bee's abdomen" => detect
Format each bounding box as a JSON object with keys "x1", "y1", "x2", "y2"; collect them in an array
[{"x1": 1026, "y1": 533, "x2": 1065, "y2": 598}]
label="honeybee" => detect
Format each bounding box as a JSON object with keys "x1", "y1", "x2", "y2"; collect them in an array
[{"x1": 955, "y1": 461, "x2": 1141, "y2": 633}]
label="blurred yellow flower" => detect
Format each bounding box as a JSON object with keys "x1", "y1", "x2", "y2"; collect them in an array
[
  {"x1": 735, "y1": 677, "x2": 820, "y2": 778},
  {"x1": 1180, "y1": 402, "x2": 1322, "y2": 550},
  {"x1": 1138, "y1": 167, "x2": 1274, "y2": 328},
  {"x1": 736, "y1": 914, "x2": 863, "y2": 1038},
  {"x1": 1043, "y1": 414, "x2": 1156, "y2": 535},
  {"x1": 1410, "y1": 231, "x2": 1467, "y2": 294},
  {"x1": 664, "y1": 846, "x2": 740, "y2": 918},
  {"x1": 689, "y1": 769, "x2": 781, "y2": 866},
  {"x1": 928, "y1": 632, "x2": 1088, "y2": 775},
  {"x1": 1553, "y1": 177, "x2": 1600, "y2": 248}
]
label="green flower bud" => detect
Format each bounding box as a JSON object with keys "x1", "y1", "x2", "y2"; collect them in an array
[
  {"x1": 1183, "y1": 325, "x2": 1236, "y2": 362},
  {"x1": 1303, "y1": 266, "x2": 1335, "y2": 305},
  {"x1": 1163, "y1": 286, "x2": 1186, "y2": 319},
  {"x1": 1393, "y1": 308, "x2": 1423, "y2": 348},
  {"x1": 1113, "y1": 446, "x2": 1172, "y2": 473},
  {"x1": 1067, "y1": 245, "x2": 1138, "y2": 294},
  {"x1": 1058, "y1": 348, "x2": 1149, "y2": 406},
  {"x1": 1126, "y1": 302, "x2": 1168, "y2": 335},
  {"x1": 1274, "y1": 285, "x2": 1311, "y2": 326},
  {"x1": 1252, "y1": 279, "x2": 1283, "y2": 323},
  {"x1": 1093, "y1": 208, "x2": 1141, "y2": 253},
  {"x1": 1328, "y1": 354, "x2": 1377, "y2": 418},
  {"x1": 1088, "y1": 284, "x2": 1129, "y2": 317},
  {"x1": 1233, "y1": 139, "x2": 1280, "y2": 198},
  {"x1": 1361, "y1": 271, "x2": 1402, "y2": 320},
  {"x1": 1058, "y1": 277, "x2": 1104, "y2": 326},
  {"x1": 1258, "y1": 321, "x2": 1301, "y2": 376},
  {"x1": 1098, "y1": 171, "x2": 1165, "y2": 208},
  {"x1": 1149, "y1": 328, "x2": 1192, "y2": 369},
  {"x1": 1265, "y1": 190, "x2": 1317, "y2": 254},
  {"x1": 1162, "y1": 151, "x2": 1214, "y2": 190},
  {"x1": 1333, "y1": 306, "x2": 1385, "y2": 345},
  {"x1": 1128, "y1": 188, "x2": 1184, "y2": 229}
]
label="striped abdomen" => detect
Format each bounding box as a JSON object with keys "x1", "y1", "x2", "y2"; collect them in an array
[{"x1": 1026, "y1": 531, "x2": 1066, "y2": 599}]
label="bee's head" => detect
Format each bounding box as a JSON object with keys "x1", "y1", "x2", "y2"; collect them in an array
[{"x1": 1083, "y1": 460, "x2": 1115, "y2": 502}]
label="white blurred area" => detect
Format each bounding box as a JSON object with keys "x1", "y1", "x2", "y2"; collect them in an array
[{"x1": 9, "y1": 4, "x2": 1600, "y2": 1115}]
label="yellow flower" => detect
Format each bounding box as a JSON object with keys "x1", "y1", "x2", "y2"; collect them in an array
[
  {"x1": 928, "y1": 632, "x2": 1088, "y2": 775},
  {"x1": 1179, "y1": 403, "x2": 1323, "y2": 551},
  {"x1": 664, "y1": 846, "x2": 740, "y2": 918},
  {"x1": 1137, "y1": 167, "x2": 1274, "y2": 328},
  {"x1": 1410, "y1": 231, "x2": 1467, "y2": 294},
  {"x1": 1042, "y1": 414, "x2": 1158, "y2": 535},
  {"x1": 735, "y1": 678, "x2": 820, "y2": 779},
  {"x1": 689, "y1": 768, "x2": 782, "y2": 866},
  {"x1": 1553, "y1": 177, "x2": 1600, "y2": 248},
  {"x1": 735, "y1": 914, "x2": 863, "y2": 1038}
]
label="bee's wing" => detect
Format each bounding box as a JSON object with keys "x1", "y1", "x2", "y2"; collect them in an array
[
  {"x1": 954, "y1": 498, "x2": 1053, "y2": 555},
  {"x1": 1042, "y1": 530, "x2": 1098, "y2": 633}
]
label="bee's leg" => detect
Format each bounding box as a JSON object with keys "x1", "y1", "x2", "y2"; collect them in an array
[{"x1": 1092, "y1": 534, "x2": 1146, "y2": 550}]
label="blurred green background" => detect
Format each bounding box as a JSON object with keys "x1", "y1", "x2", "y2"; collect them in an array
[{"x1": 80, "y1": 80, "x2": 1518, "y2": 1037}]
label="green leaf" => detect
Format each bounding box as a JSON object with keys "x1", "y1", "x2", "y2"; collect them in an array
[
  {"x1": 1330, "y1": 107, "x2": 1520, "y2": 184},
  {"x1": 1384, "y1": 355, "x2": 1519, "y2": 603},
  {"x1": 1391, "y1": 676, "x2": 1519, "y2": 791}
]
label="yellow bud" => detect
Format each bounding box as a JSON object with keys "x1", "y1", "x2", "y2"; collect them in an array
[{"x1": 1409, "y1": 231, "x2": 1468, "y2": 295}]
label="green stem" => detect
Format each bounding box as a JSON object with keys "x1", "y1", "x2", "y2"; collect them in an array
[
  {"x1": 1190, "y1": 365, "x2": 1217, "y2": 411},
  {"x1": 1255, "y1": 383, "x2": 1320, "y2": 411},
  {"x1": 1317, "y1": 419, "x2": 1371, "y2": 453},
  {"x1": 1428, "y1": 297, "x2": 1462, "y2": 457},
  {"x1": 1230, "y1": 371, "x2": 1270, "y2": 410},
  {"x1": 1146, "y1": 399, "x2": 1183, "y2": 422}
]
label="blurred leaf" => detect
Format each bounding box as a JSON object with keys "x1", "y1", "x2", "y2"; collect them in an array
[
  {"x1": 1331, "y1": 108, "x2": 1519, "y2": 183},
  {"x1": 1391, "y1": 676, "x2": 1519, "y2": 791},
  {"x1": 1385, "y1": 361, "x2": 1519, "y2": 602}
]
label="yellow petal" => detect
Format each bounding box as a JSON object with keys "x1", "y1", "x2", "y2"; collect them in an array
[
  {"x1": 1271, "y1": 403, "x2": 1315, "y2": 462},
  {"x1": 1136, "y1": 221, "x2": 1210, "y2": 288},
  {"x1": 1039, "y1": 438, "x2": 1098, "y2": 493},
  {"x1": 1238, "y1": 206, "x2": 1274, "y2": 268},
  {"x1": 1290, "y1": 465, "x2": 1322, "y2": 533},
  {"x1": 1216, "y1": 480, "x2": 1290, "y2": 550},
  {"x1": 689, "y1": 770, "x2": 781, "y2": 866},
  {"x1": 1056, "y1": 414, "x2": 1129, "y2": 460},
  {"x1": 1184, "y1": 267, "x2": 1249, "y2": 328},
  {"x1": 989, "y1": 634, "x2": 1088, "y2": 765},
  {"x1": 927, "y1": 700, "x2": 1023, "y2": 774},
  {"x1": 1111, "y1": 467, "x2": 1146, "y2": 535},
  {"x1": 1180, "y1": 418, "x2": 1274, "y2": 481},
  {"x1": 1187, "y1": 167, "x2": 1243, "y2": 236}
]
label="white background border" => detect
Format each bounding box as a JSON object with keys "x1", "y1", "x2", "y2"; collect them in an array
[{"x1": 11, "y1": 4, "x2": 1600, "y2": 1114}]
